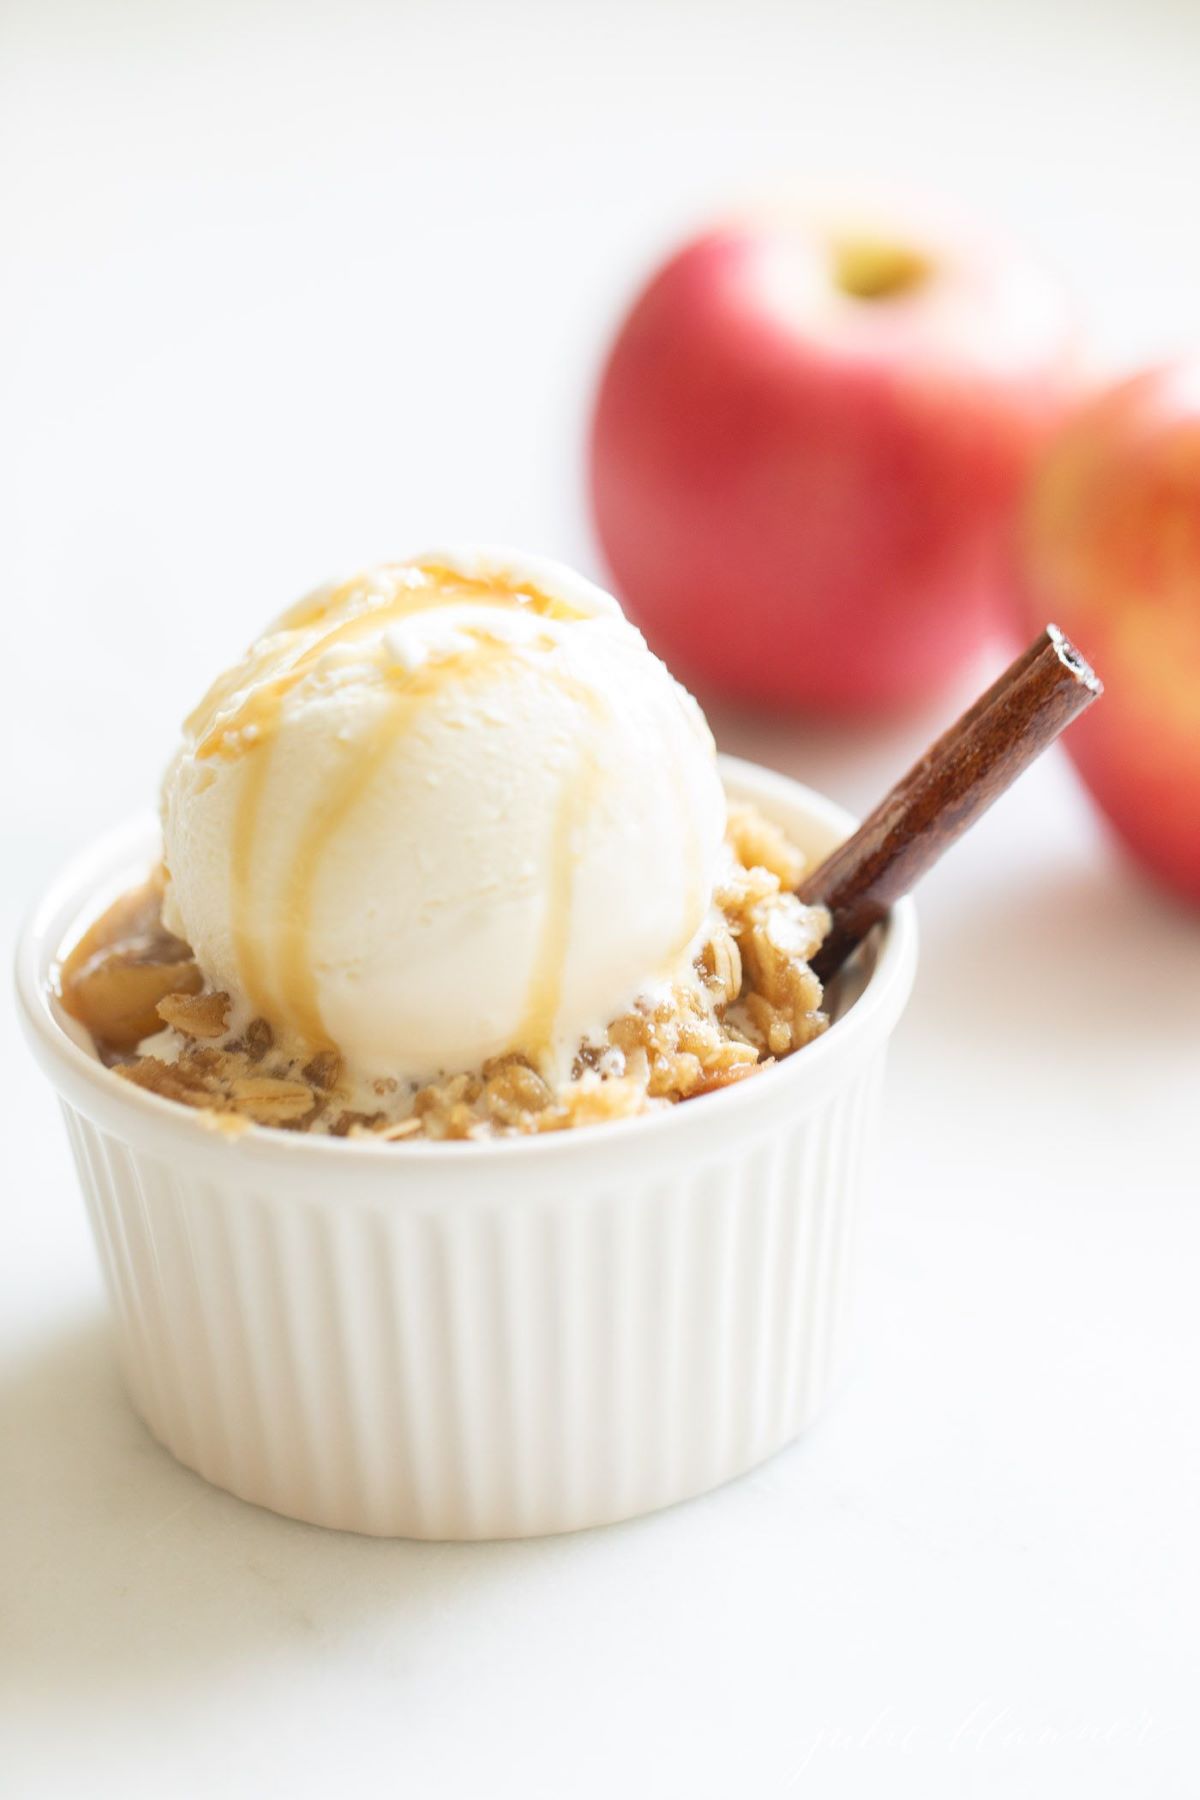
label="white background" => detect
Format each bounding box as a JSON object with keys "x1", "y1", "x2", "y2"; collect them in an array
[{"x1": 3, "y1": 1, "x2": 1199, "y2": 1795}]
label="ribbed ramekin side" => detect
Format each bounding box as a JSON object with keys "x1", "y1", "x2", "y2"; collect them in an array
[
  {"x1": 58, "y1": 1045, "x2": 888, "y2": 1540},
  {"x1": 61, "y1": 1102, "x2": 158, "y2": 1429},
  {"x1": 498, "y1": 1045, "x2": 889, "y2": 1536}
]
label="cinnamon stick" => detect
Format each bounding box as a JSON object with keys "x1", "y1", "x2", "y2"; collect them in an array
[{"x1": 798, "y1": 625, "x2": 1102, "y2": 982}]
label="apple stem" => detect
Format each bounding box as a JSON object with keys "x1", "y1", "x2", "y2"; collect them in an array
[{"x1": 799, "y1": 625, "x2": 1103, "y2": 982}]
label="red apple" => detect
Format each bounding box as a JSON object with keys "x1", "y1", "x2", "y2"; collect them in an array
[
  {"x1": 589, "y1": 199, "x2": 1077, "y2": 714},
  {"x1": 1017, "y1": 364, "x2": 1200, "y2": 905}
]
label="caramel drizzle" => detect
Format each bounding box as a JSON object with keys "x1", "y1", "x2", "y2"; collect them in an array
[
  {"x1": 281, "y1": 562, "x2": 586, "y2": 634},
  {"x1": 512, "y1": 745, "x2": 601, "y2": 1062},
  {"x1": 189, "y1": 562, "x2": 585, "y2": 763},
  {"x1": 229, "y1": 696, "x2": 284, "y2": 1024}
]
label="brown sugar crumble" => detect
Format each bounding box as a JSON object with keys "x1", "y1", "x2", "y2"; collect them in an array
[{"x1": 58, "y1": 802, "x2": 831, "y2": 1140}]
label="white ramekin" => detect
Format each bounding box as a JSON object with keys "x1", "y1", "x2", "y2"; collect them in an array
[{"x1": 16, "y1": 757, "x2": 917, "y2": 1540}]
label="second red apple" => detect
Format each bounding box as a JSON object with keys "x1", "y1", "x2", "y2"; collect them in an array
[
  {"x1": 1017, "y1": 363, "x2": 1200, "y2": 906},
  {"x1": 590, "y1": 201, "x2": 1077, "y2": 714}
]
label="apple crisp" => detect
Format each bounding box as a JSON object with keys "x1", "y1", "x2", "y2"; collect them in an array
[{"x1": 59, "y1": 802, "x2": 830, "y2": 1140}]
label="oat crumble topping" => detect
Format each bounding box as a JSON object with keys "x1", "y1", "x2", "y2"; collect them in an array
[{"x1": 59, "y1": 802, "x2": 830, "y2": 1141}]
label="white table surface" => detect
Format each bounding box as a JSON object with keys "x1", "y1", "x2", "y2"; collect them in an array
[{"x1": 3, "y1": 2, "x2": 1198, "y2": 1794}]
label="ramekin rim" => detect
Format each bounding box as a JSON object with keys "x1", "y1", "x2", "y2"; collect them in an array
[{"x1": 15, "y1": 756, "x2": 918, "y2": 1168}]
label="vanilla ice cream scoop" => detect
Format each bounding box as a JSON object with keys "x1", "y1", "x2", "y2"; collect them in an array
[{"x1": 161, "y1": 549, "x2": 726, "y2": 1082}]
